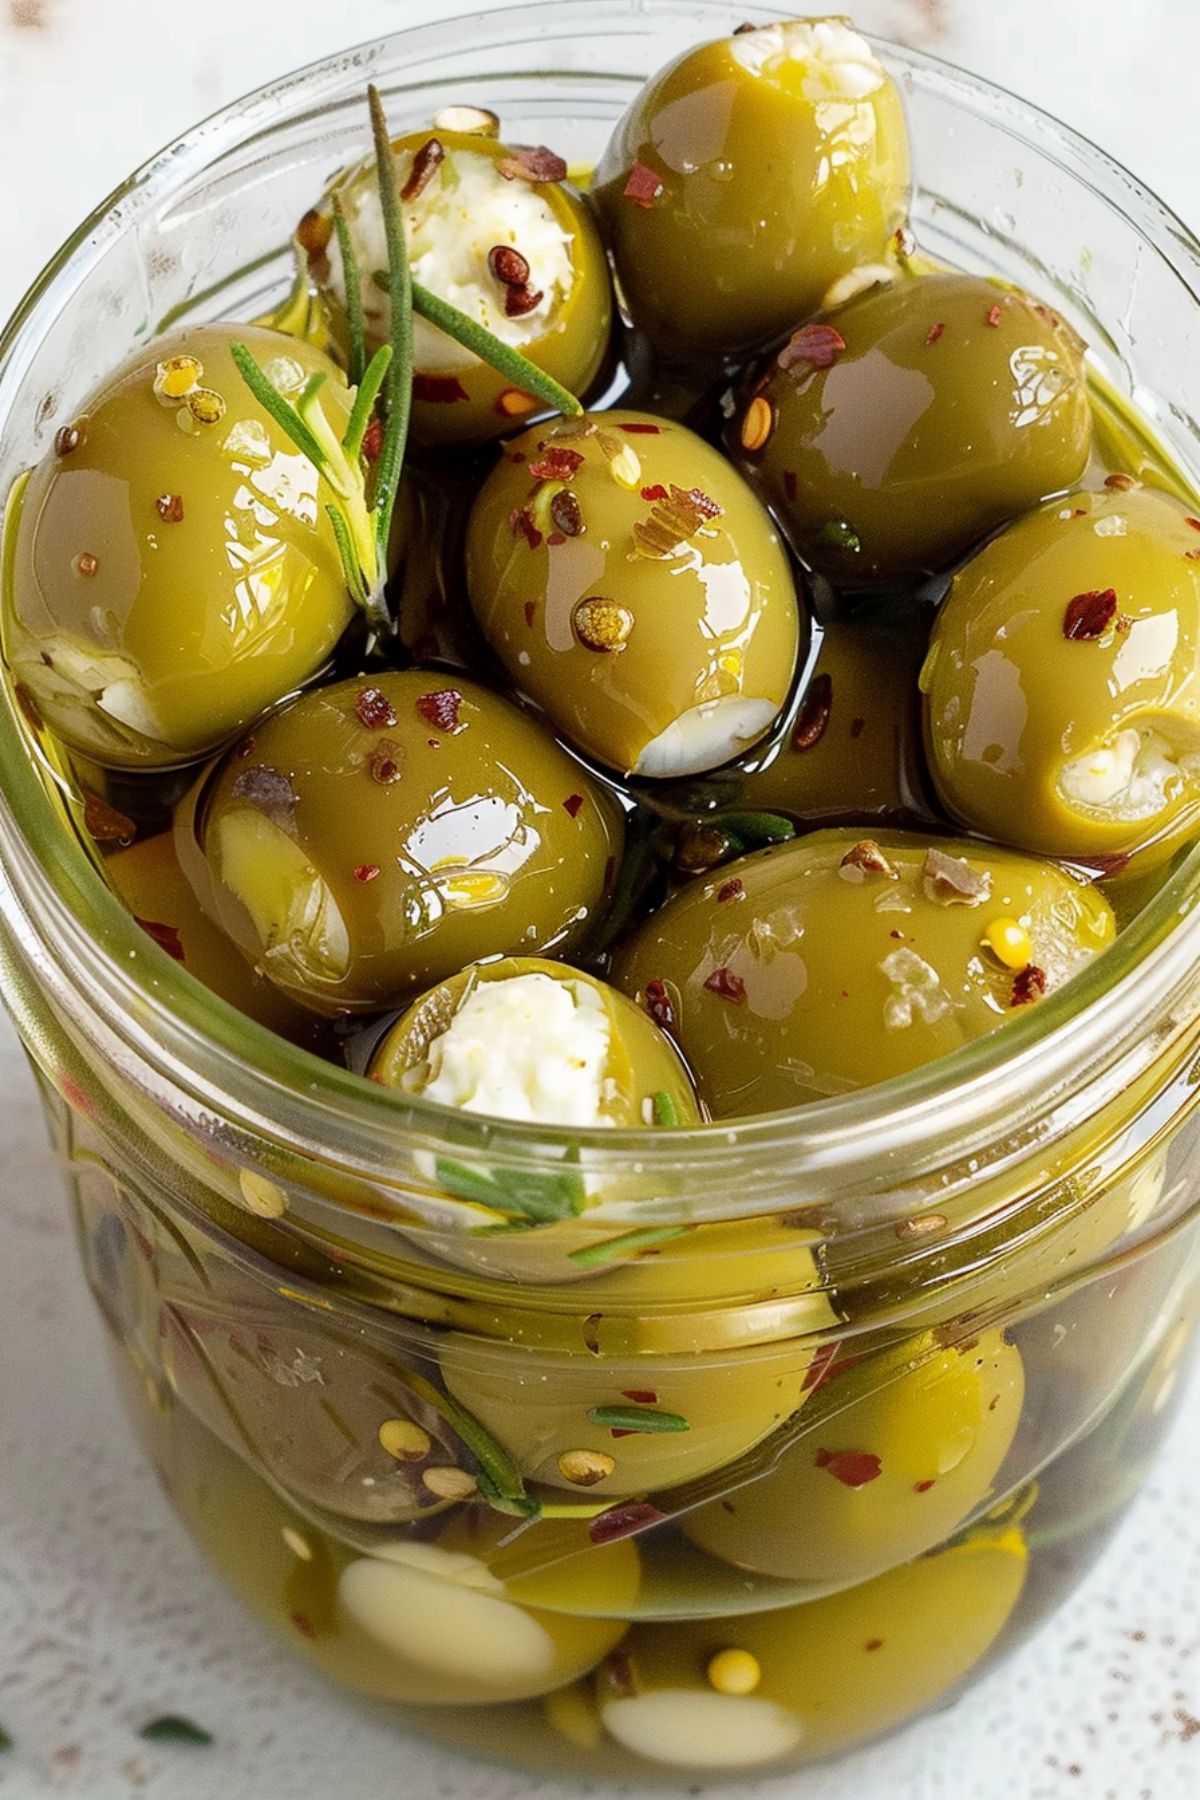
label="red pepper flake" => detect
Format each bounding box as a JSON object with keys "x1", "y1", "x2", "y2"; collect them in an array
[
  {"x1": 1187, "y1": 517, "x2": 1200, "y2": 532},
  {"x1": 783, "y1": 469, "x2": 798, "y2": 502},
  {"x1": 361, "y1": 416, "x2": 384, "y2": 461},
  {"x1": 644, "y1": 978, "x2": 676, "y2": 1033},
  {"x1": 236, "y1": 736, "x2": 256, "y2": 758},
  {"x1": 507, "y1": 449, "x2": 527, "y2": 464},
  {"x1": 83, "y1": 793, "x2": 135, "y2": 844},
  {"x1": 415, "y1": 688, "x2": 463, "y2": 733},
  {"x1": 155, "y1": 492, "x2": 184, "y2": 523},
  {"x1": 641, "y1": 483, "x2": 667, "y2": 502},
  {"x1": 777, "y1": 322, "x2": 847, "y2": 372},
  {"x1": 550, "y1": 489, "x2": 583, "y2": 536},
  {"x1": 621, "y1": 1389, "x2": 658, "y2": 1404},
  {"x1": 704, "y1": 966, "x2": 746, "y2": 1004},
  {"x1": 504, "y1": 283, "x2": 545, "y2": 318},
  {"x1": 914, "y1": 1478, "x2": 937, "y2": 1493},
  {"x1": 529, "y1": 445, "x2": 585, "y2": 481},
  {"x1": 135, "y1": 917, "x2": 185, "y2": 962},
  {"x1": 623, "y1": 160, "x2": 664, "y2": 207},
  {"x1": 563, "y1": 793, "x2": 585, "y2": 818},
  {"x1": 588, "y1": 1502, "x2": 666, "y2": 1546},
  {"x1": 985, "y1": 302, "x2": 1003, "y2": 327},
  {"x1": 610, "y1": 1428, "x2": 637, "y2": 1440},
  {"x1": 793, "y1": 671, "x2": 833, "y2": 749},
  {"x1": 509, "y1": 505, "x2": 543, "y2": 549},
  {"x1": 865, "y1": 1639, "x2": 884, "y2": 1652},
  {"x1": 413, "y1": 372, "x2": 469, "y2": 404},
  {"x1": 356, "y1": 685, "x2": 399, "y2": 730},
  {"x1": 290, "y1": 1612, "x2": 317, "y2": 1640},
  {"x1": 488, "y1": 244, "x2": 531, "y2": 288},
  {"x1": 547, "y1": 530, "x2": 566, "y2": 546},
  {"x1": 354, "y1": 864, "x2": 381, "y2": 883},
  {"x1": 497, "y1": 145, "x2": 568, "y2": 183},
  {"x1": 801, "y1": 1342, "x2": 859, "y2": 1396},
  {"x1": 716, "y1": 877, "x2": 744, "y2": 903},
  {"x1": 368, "y1": 745, "x2": 403, "y2": 786},
  {"x1": 619, "y1": 421, "x2": 662, "y2": 434},
  {"x1": 815, "y1": 1447, "x2": 883, "y2": 1487},
  {"x1": 1063, "y1": 588, "x2": 1119, "y2": 640},
  {"x1": 925, "y1": 321, "x2": 946, "y2": 345},
  {"x1": 401, "y1": 137, "x2": 445, "y2": 202},
  {"x1": 523, "y1": 600, "x2": 537, "y2": 628},
  {"x1": 1011, "y1": 963, "x2": 1047, "y2": 1005},
  {"x1": 1186, "y1": 549, "x2": 1200, "y2": 562}
]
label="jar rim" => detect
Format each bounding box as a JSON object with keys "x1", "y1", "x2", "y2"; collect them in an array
[{"x1": 3, "y1": 0, "x2": 1200, "y2": 1218}]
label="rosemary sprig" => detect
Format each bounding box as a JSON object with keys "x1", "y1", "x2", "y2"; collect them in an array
[
  {"x1": 435, "y1": 1155, "x2": 586, "y2": 1224},
  {"x1": 331, "y1": 192, "x2": 367, "y2": 389},
  {"x1": 398, "y1": 1365, "x2": 535, "y2": 1516},
  {"x1": 587, "y1": 1404, "x2": 691, "y2": 1434},
  {"x1": 715, "y1": 810, "x2": 797, "y2": 852},
  {"x1": 567, "y1": 1224, "x2": 688, "y2": 1269},
  {"x1": 367, "y1": 83, "x2": 414, "y2": 571},
  {"x1": 372, "y1": 269, "x2": 584, "y2": 419}
]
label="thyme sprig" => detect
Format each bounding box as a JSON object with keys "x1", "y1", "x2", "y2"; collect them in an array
[{"x1": 331, "y1": 192, "x2": 367, "y2": 390}]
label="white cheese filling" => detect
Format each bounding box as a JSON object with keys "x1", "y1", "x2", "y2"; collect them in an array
[
  {"x1": 633, "y1": 695, "x2": 778, "y2": 778},
  {"x1": 1057, "y1": 726, "x2": 1200, "y2": 822},
  {"x1": 413, "y1": 971, "x2": 613, "y2": 1127},
  {"x1": 334, "y1": 145, "x2": 574, "y2": 372},
  {"x1": 731, "y1": 18, "x2": 887, "y2": 103}
]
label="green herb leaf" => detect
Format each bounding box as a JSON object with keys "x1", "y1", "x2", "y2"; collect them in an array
[
  {"x1": 325, "y1": 504, "x2": 370, "y2": 611},
  {"x1": 0, "y1": 1725, "x2": 12, "y2": 1752},
  {"x1": 138, "y1": 1716, "x2": 213, "y2": 1747},
  {"x1": 229, "y1": 342, "x2": 331, "y2": 474},
  {"x1": 406, "y1": 276, "x2": 584, "y2": 420},
  {"x1": 434, "y1": 1156, "x2": 586, "y2": 1224},
  {"x1": 397, "y1": 1365, "x2": 534, "y2": 1513},
  {"x1": 651, "y1": 1090, "x2": 679, "y2": 1128},
  {"x1": 587, "y1": 1404, "x2": 691, "y2": 1434},
  {"x1": 714, "y1": 810, "x2": 796, "y2": 851},
  {"x1": 331, "y1": 191, "x2": 367, "y2": 389},
  {"x1": 367, "y1": 84, "x2": 414, "y2": 571},
  {"x1": 815, "y1": 518, "x2": 862, "y2": 554},
  {"x1": 567, "y1": 1224, "x2": 688, "y2": 1269},
  {"x1": 343, "y1": 344, "x2": 393, "y2": 463}
]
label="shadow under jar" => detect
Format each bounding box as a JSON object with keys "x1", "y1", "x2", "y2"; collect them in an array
[{"x1": 3, "y1": 0, "x2": 1200, "y2": 1780}]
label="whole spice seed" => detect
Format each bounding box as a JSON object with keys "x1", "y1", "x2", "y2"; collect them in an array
[
  {"x1": 54, "y1": 422, "x2": 83, "y2": 456},
  {"x1": 401, "y1": 137, "x2": 445, "y2": 202},
  {"x1": 1104, "y1": 471, "x2": 1139, "y2": 491},
  {"x1": 1063, "y1": 588, "x2": 1119, "y2": 639},
  {"x1": 1011, "y1": 963, "x2": 1048, "y2": 1005},
  {"x1": 415, "y1": 688, "x2": 463, "y2": 732},
  {"x1": 83, "y1": 793, "x2": 135, "y2": 844},
  {"x1": 777, "y1": 322, "x2": 847, "y2": 372},
  {"x1": 530, "y1": 445, "x2": 585, "y2": 481},
  {"x1": 356, "y1": 685, "x2": 399, "y2": 730},
  {"x1": 589, "y1": 1502, "x2": 667, "y2": 1546},
  {"x1": 982, "y1": 917, "x2": 1033, "y2": 970},
  {"x1": 154, "y1": 353, "x2": 203, "y2": 401},
  {"x1": 707, "y1": 1649, "x2": 762, "y2": 1696},
  {"x1": 422, "y1": 1466, "x2": 479, "y2": 1501},
  {"x1": 155, "y1": 492, "x2": 185, "y2": 523},
  {"x1": 378, "y1": 1418, "x2": 432, "y2": 1461},
  {"x1": 136, "y1": 918, "x2": 185, "y2": 962},
  {"x1": 572, "y1": 596, "x2": 634, "y2": 652},
  {"x1": 623, "y1": 160, "x2": 664, "y2": 207},
  {"x1": 740, "y1": 394, "x2": 775, "y2": 452},
  {"x1": 840, "y1": 839, "x2": 894, "y2": 877},
  {"x1": 432, "y1": 104, "x2": 500, "y2": 136},
  {"x1": 558, "y1": 1449, "x2": 616, "y2": 1486},
  {"x1": 497, "y1": 145, "x2": 568, "y2": 183},
  {"x1": 793, "y1": 672, "x2": 833, "y2": 749},
  {"x1": 815, "y1": 1447, "x2": 883, "y2": 1487},
  {"x1": 488, "y1": 243, "x2": 531, "y2": 288},
  {"x1": 368, "y1": 744, "x2": 403, "y2": 785},
  {"x1": 504, "y1": 283, "x2": 545, "y2": 318},
  {"x1": 237, "y1": 1169, "x2": 287, "y2": 1218},
  {"x1": 187, "y1": 387, "x2": 226, "y2": 425},
  {"x1": 550, "y1": 489, "x2": 583, "y2": 536},
  {"x1": 704, "y1": 966, "x2": 746, "y2": 1004}
]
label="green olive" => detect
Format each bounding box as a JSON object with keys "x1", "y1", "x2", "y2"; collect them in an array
[
  {"x1": 612, "y1": 828, "x2": 1115, "y2": 1117},
  {"x1": 465, "y1": 411, "x2": 802, "y2": 777},
  {"x1": 440, "y1": 1332, "x2": 818, "y2": 1500},
  {"x1": 104, "y1": 831, "x2": 327, "y2": 1049},
  {"x1": 923, "y1": 484, "x2": 1200, "y2": 865},
  {"x1": 3, "y1": 325, "x2": 354, "y2": 769},
  {"x1": 371, "y1": 955, "x2": 700, "y2": 1283},
  {"x1": 592, "y1": 18, "x2": 910, "y2": 359},
  {"x1": 595, "y1": 1522, "x2": 1027, "y2": 1768},
  {"x1": 735, "y1": 273, "x2": 1092, "y2": 580},
  {"x1": 336, "y1": 1511, "x2": 637, "y2": 1705},
  {"x1": 302, "y1": 128, "x2": 612, "y2": 448},
  {"x1": 197, "y1": 671, "x2": 622, "y2": 1013},
  {"x1": 727, "y1": 602, "x2": 936, "y2": 828},
  {"x1": 683, "y1": 1329, "x2": 1023, "y2": 1585}
]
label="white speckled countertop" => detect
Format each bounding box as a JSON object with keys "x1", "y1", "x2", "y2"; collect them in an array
[{"x1": 2, "y1": 2, "x2": 1200, "y2": 1796}]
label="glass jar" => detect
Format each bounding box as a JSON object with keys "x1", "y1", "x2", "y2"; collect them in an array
[{"x1": 2, "y1": 0, "x2": 1200, "y2": 1778}]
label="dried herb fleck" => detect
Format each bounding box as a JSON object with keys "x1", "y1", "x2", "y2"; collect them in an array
[{"x1": 138, "y1": 1716, "x2": 213, "y2": 1747}]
